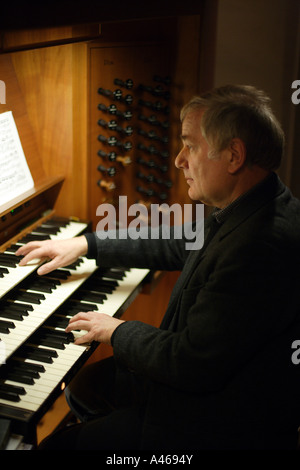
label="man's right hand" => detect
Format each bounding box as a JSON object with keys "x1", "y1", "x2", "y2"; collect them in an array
[{"x1": 16, "y1": 235, "x2": 88, "y2": 276}]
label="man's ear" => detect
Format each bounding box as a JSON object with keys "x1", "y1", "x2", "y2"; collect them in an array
[{"x1": 227, "y1": 138, "x2": 246, "y2": 174}]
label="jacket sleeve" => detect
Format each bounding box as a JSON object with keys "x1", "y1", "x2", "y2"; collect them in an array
[{"x1": 84, "y1": 222, "x2": 202, "y2": 271}]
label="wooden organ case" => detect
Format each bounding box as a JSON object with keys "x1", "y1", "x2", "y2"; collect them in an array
[{"x1": 0, "y1": 15, "x2": 208, "y2": 447}]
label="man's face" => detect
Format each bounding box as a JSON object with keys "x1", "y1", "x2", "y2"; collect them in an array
[{"x1": 175, "y1": 110, "x2": 232, "y2": 208}]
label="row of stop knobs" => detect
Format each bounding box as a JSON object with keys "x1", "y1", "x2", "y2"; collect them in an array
[{"x1": 97, "y1": 77, "x2": 172, "y2": 199}]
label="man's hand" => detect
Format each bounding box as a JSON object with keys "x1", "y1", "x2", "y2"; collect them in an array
[
  {"x1": 16, "y1": 236, "x2": 88, "y2": 275},
  {"x1": 65, "y1": 311, "x2": 124, "y2": 345}
]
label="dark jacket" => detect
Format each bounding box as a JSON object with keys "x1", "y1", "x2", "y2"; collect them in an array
[{"x1": 86, "y1": 172, "x2": 300, "y2": 449}]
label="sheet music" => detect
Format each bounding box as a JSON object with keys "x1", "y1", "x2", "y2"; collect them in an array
[{"x1": 0, "y1": 111, "x2": 34, "y2": 206}]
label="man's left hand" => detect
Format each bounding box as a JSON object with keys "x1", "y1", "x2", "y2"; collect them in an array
[{"x1": 65, "y1": 311, "x2": 124, "y2": 345}]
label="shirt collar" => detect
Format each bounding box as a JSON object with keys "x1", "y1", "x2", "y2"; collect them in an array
[{"x1": 212, "y1": 173, "x2": 273, "y2": 225}]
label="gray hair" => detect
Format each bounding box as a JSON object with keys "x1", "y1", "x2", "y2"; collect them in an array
[{"x1": 180, "y1": 85, "x2": 285, "y2": 170}]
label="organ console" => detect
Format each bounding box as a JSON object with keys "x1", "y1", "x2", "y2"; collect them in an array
[{"x1": 0, "y1": 204, "x2": 151, "y2": 447}]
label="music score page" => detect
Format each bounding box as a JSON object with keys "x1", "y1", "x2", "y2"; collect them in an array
[{"x1": 0, "y1": 111, "x2": 34, "y2": 206}]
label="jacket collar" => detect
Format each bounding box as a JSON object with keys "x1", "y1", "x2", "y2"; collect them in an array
[
  {"x1": 212, "y1": 172, "x2": 275, "y2": 225},
  {"x1": 201, "y1": 172, "x2": 287, "y2": 254}
]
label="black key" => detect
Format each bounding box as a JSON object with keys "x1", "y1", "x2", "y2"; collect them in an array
[
  {"x1": 0, "y1": 390, "x2": 21, "y2": 402},
  {"x1": 0, "y1": 302, "x2": 33, "y2": 317},
  {"x1": 1, "y1": 364, "x2": 35, "y2": 385},
  {"x1": 27, "y1": 284, "x2": 53, "y2": 294},
  {"x1": 1, "y1": 299, "x2": 34, "y2": 310},
  {"x1": 0, "y1": 319, "x2": 15, "y2": 333},
  {"x1": 4, "y1": 372, "x2": 34, "y2": 385},
  {"x1": 31, "y1": 332, "x2": 66, "y2": 350},
  {"x1": 21, "y1": 280, "x2": 55, "y2": 294},
  {"x1": 64, "y1": 261, "x2": 83, "y2": 270},
  {"x1": 13, "y1": 366, "x2": 40, "y2": 380},
  {"x1": 0, "y1": 310, "x2": 24, "y2": 321},
  {"x1": 8, "y1": 365, "x2": 40, "y2": 379},
  {"x1": 5, "y1": 244, "x2": 22, "y2": 253},
  {"x1": 84, "y1": 277, "x2": 118, "y2": 288},
  {"x1": 34, "y1": 278, "x2": 58, "y2": 289},
  {"x1": 72, "y1": 291, "x2": 106, "y2": 303},
  {"x1": 38, "y1": 338, "x2": 65, "y2": 350},
  {"x1": 34, "y1": 225, "x2": 60, "y2": 235},
  {"x1": 44, "y1": 217, "x2": 69, "y2": 227},
  {"x1": 21, "y1": 345, "x2": 58, "y2": 364},
  {"x1": 43, "y1": 269, "x2": 71, "y2": 280},
  {"x1": 0, "y1": 259, "x2": 17, "y2": 268},
  {"x1": 59, "y1": 307, "x2": 83, "y2": 316},
  {"x1": 63, "y1": 300, "x2": 98, "y2": 312},
  {"x1": 0, "y1": 253, "x2": 22, "y2": 262},
  {"x1": 0, "y1": 383, "x2": 26, "y2": 395},
  {"x1": 37, "y1": 276, "x2": 61, "y2": 287},
  {"x1": 87, "y1": 278, "x2": 118, "y2": 288},
  {"x1": 93, "y1": 270, "x2": 125, "y2": 281},
  {"x1": 8, "y1": 291, "x2": 45, "y2": 304},
  {"x1": 83, "y1": 283, "x2": 115, "y2": 294},
  {"x1": 28, "y1": 344, "x2": 58, "y2": 358},
  {"x1": 18, "y1": 234, "x2": 50, "y2": 243},
  {"x1": 44, "y1": 315, "x2": 69, "y2": 329},
  {"x1": 43, "y1": 328, "x2": 74, "y2": 343},
  {"x1": 21, "y1": 350, "x2": 53, "y2": 364},
  {"x1": 10, "y1": 358, "x2": 45, "y2": 374}
]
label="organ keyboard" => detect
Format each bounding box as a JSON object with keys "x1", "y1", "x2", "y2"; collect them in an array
[{"x1": 0, "y1": 214, "x2": 150, "y2": 444}]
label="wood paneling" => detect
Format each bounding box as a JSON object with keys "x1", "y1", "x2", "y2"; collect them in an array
[
  {"x1": 1, "y1": 24, "x2": 101, "y2": 52},
  {"x1": 11, "y1": 45, "x2": 79, "y2": 218},
  {"x1": 0, "y1": 53, "x2": 46, "y2": 184}
]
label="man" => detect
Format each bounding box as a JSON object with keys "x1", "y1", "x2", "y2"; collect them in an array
[{"x1": 17, "y1": 85, "x2": 300, "y2": 450}]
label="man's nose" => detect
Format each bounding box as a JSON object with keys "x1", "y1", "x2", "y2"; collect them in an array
[{"x1": 175, "y1": 147, "x2": 188, "y2": 169}]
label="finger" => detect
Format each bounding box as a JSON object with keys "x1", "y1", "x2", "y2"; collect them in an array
[
  {"x1": 16, "y1": 242, "x2": 42, "y2": 256},
  {"x1": 36, "y1": 258, "x2": 61, "y2": 275},
  {"x1": 18, "y1": 246, "x2": 46, "y2": 266},
  {"x1": 73, "y1": 331, "x2": 92, "y2": 345},
  {"x1": 65, "y1": 318, "x2": 90, "y2": 333},
  {"x1": 67, "y1": 320, "x2": 93, "y2": 344},
  {"x1": 15, "y1": 242, "x2": 42, "y2": 256},
  {"x1": 67, "y1": 311, "x2": 93, "y2": 326}
]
